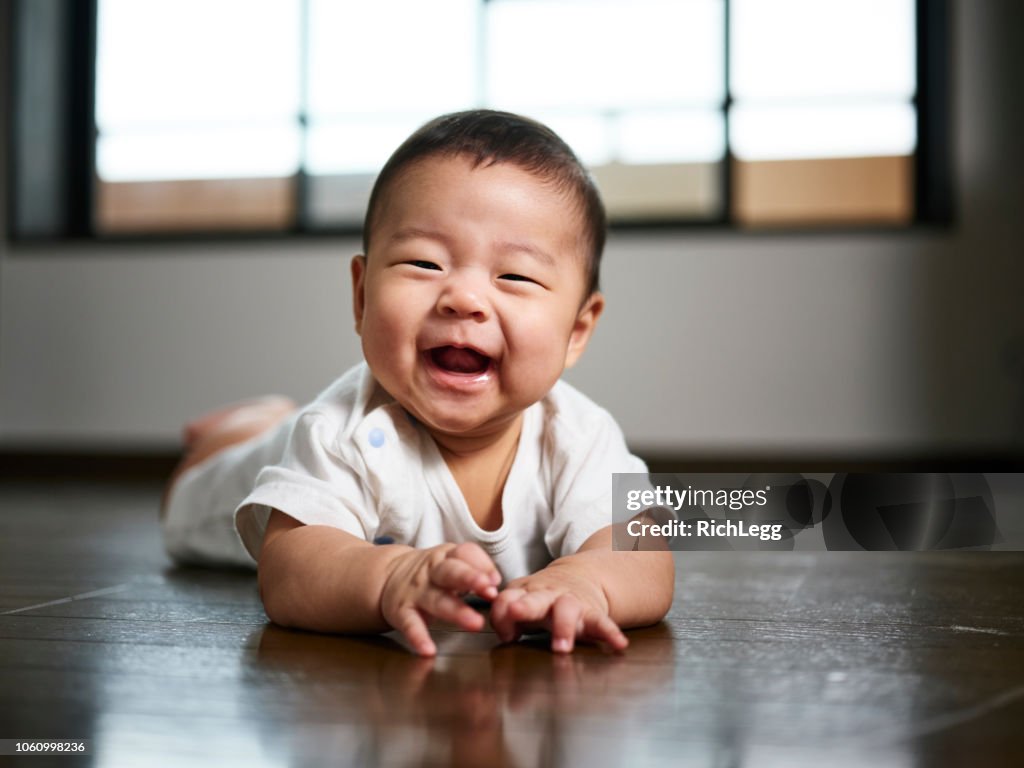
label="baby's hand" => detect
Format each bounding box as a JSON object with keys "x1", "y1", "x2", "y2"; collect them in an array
[
  {"x1": 380, "y1": 542, "x2": 501, "y2": 656},
  {"x1": 489, "y1": 567, "x2": 628, "y2": 654}
]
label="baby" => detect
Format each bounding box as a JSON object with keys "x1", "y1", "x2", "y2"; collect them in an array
[{"x1": 162, "y1": 110, "x2": 674, "y2": 656}]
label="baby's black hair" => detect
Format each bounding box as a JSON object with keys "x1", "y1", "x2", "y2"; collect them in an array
[{"x1": 362, "y1": 110, "x2": 606, "y2": 296}]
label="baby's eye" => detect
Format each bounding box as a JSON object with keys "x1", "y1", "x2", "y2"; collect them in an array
[
  {"x1": 408, "y1": 260, "x2": 442, "y2": 271},
  {"x1": 499, "y1": 273, "x2": 537, "y2": 284}
]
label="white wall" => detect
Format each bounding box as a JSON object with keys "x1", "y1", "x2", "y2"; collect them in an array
[{"x1": 1, "y1": 1, "x2": 1022, "y2": 456}]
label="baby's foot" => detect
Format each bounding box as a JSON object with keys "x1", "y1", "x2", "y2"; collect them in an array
[
  {"x1": 162, "y1": 395, "x2": 297, "y2": 521},
  {"x1": 182, "y1": 395, "x2": 297, "y2": 448}
]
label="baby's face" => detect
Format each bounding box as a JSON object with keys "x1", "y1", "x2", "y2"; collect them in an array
[{"x1": 352, "y1": 154, "x2": 602, "y2": 441}]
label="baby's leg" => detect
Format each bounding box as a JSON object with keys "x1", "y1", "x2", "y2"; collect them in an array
[
  {"x1": 160, "y1": 395, "x2": 297, "y2": 519},
  {"x1": 181, "y1": 395, "x2": 295, "y2": 449}
]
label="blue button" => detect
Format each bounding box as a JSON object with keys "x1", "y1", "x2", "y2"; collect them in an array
[{"x1": 368, "y1": 427, "x2": 386, "y2": 448}]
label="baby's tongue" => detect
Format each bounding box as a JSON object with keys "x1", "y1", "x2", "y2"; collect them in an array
[{"x1": 432, "y1": 346, "x2": 489, "y2": 374}]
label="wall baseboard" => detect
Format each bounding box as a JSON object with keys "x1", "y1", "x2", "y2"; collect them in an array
[
  {"x1": 643, "y1": 454, "x2": 1024, "y2": 473},
  {"x1": 0, "y1": 449, "x2": 180, "y2": 481},
  {"x1": 1, "y1": 448, "x2": 1021, "y2": 482}
]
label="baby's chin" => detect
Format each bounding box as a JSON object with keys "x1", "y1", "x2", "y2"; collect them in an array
[{"x1": 405, "y1": 402, "x2": 522, "y2": 444}]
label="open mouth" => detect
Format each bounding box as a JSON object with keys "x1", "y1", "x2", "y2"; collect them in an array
[{"x1": 428, "y1": 345, "x2": 492, "y2": 376}]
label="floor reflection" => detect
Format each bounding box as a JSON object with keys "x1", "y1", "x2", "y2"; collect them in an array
[{"x1": 243, "y1": 624, "x2": 676, "y2": 767}]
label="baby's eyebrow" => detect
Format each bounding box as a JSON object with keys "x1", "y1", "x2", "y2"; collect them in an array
[
  {"x1": 389, "y1": 227, "x2": 451, "y2": 248},
  {"x1": 496, "y1": 240, "x2": 555, "y2": 267}
]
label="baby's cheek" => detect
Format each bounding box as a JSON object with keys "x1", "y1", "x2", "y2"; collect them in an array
[
  {"x1": 361, "y1": 314, "x2": 412, "y2": 377},
  {"x1": 509, "y1": 336, "x2": 572, "y2": 392},
  {"x1": 368, "y1": 312, "x2": 405, "y2": 341},
  {"x1": 363, "y1": 294, "x2": 416, "y2": 343}
]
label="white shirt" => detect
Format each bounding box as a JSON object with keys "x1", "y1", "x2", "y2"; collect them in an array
[{"x1": 234, "y1": 363, "x2": 646, "y2": 580}]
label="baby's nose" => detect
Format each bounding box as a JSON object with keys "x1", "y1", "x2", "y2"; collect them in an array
[{"x1": 437, "y1": 277, "x2": 490, "y2": 320}]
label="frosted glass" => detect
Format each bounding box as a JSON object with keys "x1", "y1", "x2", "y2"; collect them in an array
[
  {"x1": 96, "y1": 0, "x2": 301, "y2": 127},
  {"x1": 487, "y1": 0, "x2": 724, "y2": 111},
  {"x1": 731, "y1": 0, "x2": 915, "y2": 102},
  {"x1": 522, "y1": 112, "x2": 615, "y2": 166},
  {"x1": 731, "y1": 103, "x2": 916, "y2": 161},
  {"x1": 307, "y1": 0, "x2": 478, "y2": 117},
  {"x1": 617, "y1": 110, "x2": 724, "y2": 164},
  {"x1": 97, "y1": 124, "x2": 302, "y2": 181},
  {"x1": 306, "y1": 116, "x2": 435, "y2": 175},
  {"x1": 485, "y1": 109, "x2": 724, "y2": 167}
]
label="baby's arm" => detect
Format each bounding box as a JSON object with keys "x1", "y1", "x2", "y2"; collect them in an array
[
  {"x1": 258, "y1": 509, "x2": 501, "y2": 656},
  {"x1": 489, "y1": 526, "x2": 674, "y2": 653}
]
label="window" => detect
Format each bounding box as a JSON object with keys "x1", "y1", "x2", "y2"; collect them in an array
[
  {"x1": 730, "y1": 0, "x2": 919, "y2": 226},
  {"x1": 8, "y1": 0, "x2": 951, "y2": 240}
]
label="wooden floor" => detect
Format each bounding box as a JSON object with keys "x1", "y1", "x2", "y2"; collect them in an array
[{"x1": 1, "y1": 479, "x2": 1023, "y2": 767}]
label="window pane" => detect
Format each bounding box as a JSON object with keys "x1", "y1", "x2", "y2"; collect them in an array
[
  {"x1": 733, "y1": 156, "x2": 912, "y2": 226},
  {"x1": 731, "y1": 103, "x2": 916, "y2": 161},
  {"x1": 97, "y1": 124, "x2": 302, "y2": 181},
  {"x1": 306, "y1": 174, "x2": 376, "y2": 228},
  {"x1": 593, "y1": 162, "x2": 722, "y2": 220},
  {"x1": 731, "y1": 0, "x2": 915, "y2": 103},
  {"x1": 307, "y1": 0, "x2": 478, "y2": 116},
  {"x1": 520, "y1": 109, "x2": 725, "y2": 168},
  {"x1": 97, "y1": 178, "x2": 296, "y2": 233},
  {"x1": 528, "y1": 112, "x2": 616, "y2": 167},
  {"x1": 307, "y1": 115, "x2": 434, "y2": 176},
  {"x1": 617, "y1": 110, "x2": 724, "y2": 164},
  {"x1": 95, "y1": 0, "x2": 301, "y2": 180},
  {"x1": 487, "y1": 0, "x2": 724, "y2": 110}
]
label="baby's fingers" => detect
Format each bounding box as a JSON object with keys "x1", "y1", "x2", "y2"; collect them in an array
[
  {"x1": 494, "y1": 590, "x2": 560, "y2": 643},
  {"x1": 393, "y1": 606, "x2": 437, "y2": 657},
  {"x1": 430, "y1": 557, "x2": 498, "y2": 600},
  {"x1": 447, "y1": 543, "x2": 501, "y2": 588},
  {"x1": 579, "y1": 611, "x2": 629, "y2": 653},
  {"x1": 490, "y1": 587, "x2": 528, "y2": 643},
  {"x1": 549, "y1": 594, "x2": 583, "y2": 653},
  {"x1": 506, "y1": 590, "x2": 559, "y2": 624},
  {"x1": 550, "y1": 596, "x2": 628, "y2": 653},
  {"x1": 419, "y1": 588, "x2": 486, "y2": 632}
]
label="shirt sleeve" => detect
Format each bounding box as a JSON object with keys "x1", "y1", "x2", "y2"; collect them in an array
[
  {"x1": 544, "y1": 405, "x2": 647, "y2": 558},
  {"x1": 234, "y1": 409, "x2": 376, "y2": 561}
]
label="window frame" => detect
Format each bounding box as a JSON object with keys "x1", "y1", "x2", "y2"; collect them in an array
[{"x1": 5, "y1": 0, "x2": 953, "y2": 244}]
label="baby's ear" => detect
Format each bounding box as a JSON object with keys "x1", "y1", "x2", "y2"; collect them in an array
[
  {"x1": 564, "y1": 291, "x2": 604, "y2": 369},
  {"x1": 351, "y1": 255, "x2": 367, "y2": 335}
]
